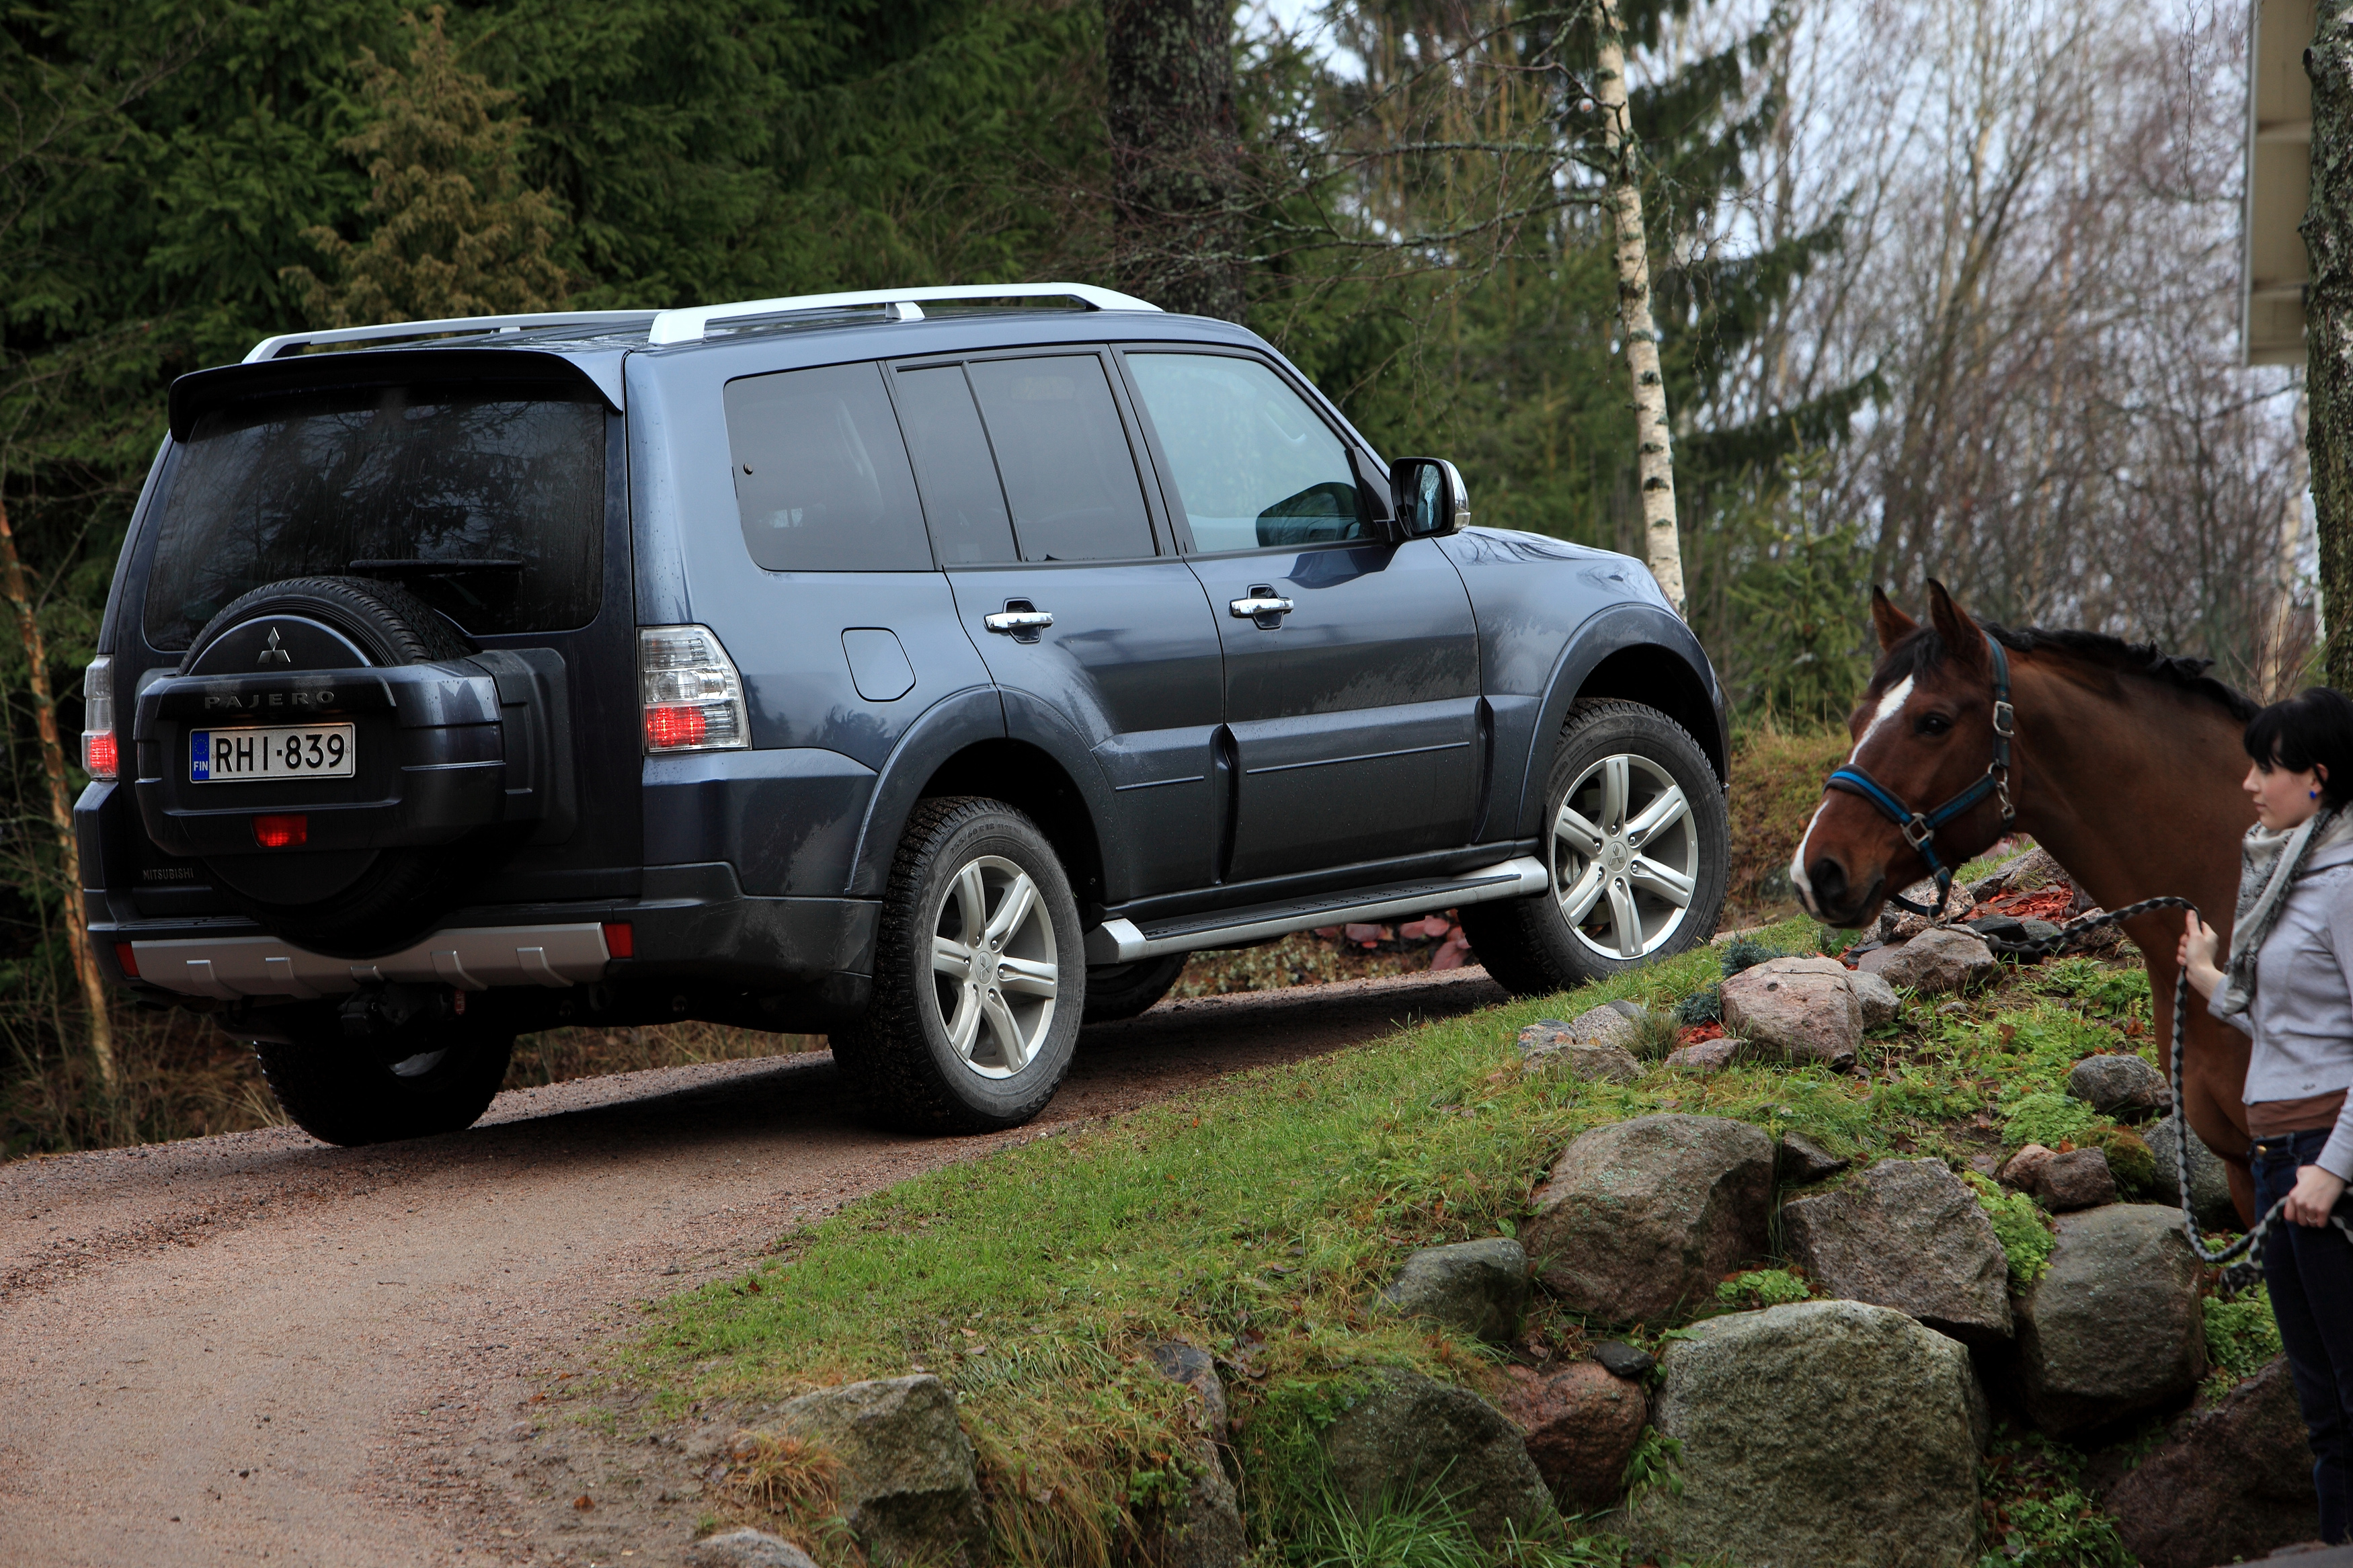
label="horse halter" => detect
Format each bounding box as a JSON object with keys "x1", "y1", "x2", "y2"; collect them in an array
[{"x1": 1824, "y1": 631, "x2": 2017, "y2": 919}]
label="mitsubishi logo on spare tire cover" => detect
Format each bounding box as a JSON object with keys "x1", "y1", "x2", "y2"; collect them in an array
[
  {"x1": 256, "y1": 627, "x2": 292, "y2": 665},
  {"x1": 185, "y1": 614, "x2": 372, "y2": 677}
]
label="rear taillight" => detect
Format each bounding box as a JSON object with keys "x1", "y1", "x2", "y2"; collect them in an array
[
  {"x1": 81, "y1": 655, "x2": 115, "y2": 780},
  {"x1": 639, "y1": 625, "x2": 748, "y2": 754}
]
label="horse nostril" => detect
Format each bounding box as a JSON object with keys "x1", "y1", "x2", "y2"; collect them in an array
[{"x1": 1809, "y1": 857, "x2": 1849, "y2": 907}]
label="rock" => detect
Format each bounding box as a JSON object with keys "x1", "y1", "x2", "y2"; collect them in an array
[
  {"x1": 2001, "y1": 1143, "x2": 2058, "y2": 1189},
  {"x1": 1849, "y1": 971, "x2": 1901, "y2": 1028},
  {"x1": 2104, "y1": 1358, "x2": 2321, "y2": 1568},
  {"x1": 2020, "y1": 917, "x2": 2065, "y2": 945},
  {"x1": 1968, "y1": 913, "x2": 2030, "y2": 945},
  {"x1": 1780, "y1": 1159, "x2": 2013, "y2": 1345},
  {"x1": 2067, "y1": 1053, "x2": 2171, "y2": 1120},
  {"x1": 1146, "y1": 1344, "x2": 1244, "y2": 1568},
  {"x1": 1720, "y1": 956, "x2": 1863, "y2": 1068},
  {"x1": 1867, "y1": 928, "x2": 1997, "y2": 995},
  {"x1": 686, "y1": 1530, "x2": 820, "y2": 1568},
  {"x1": 1634, "y1": 1301, "x2": 1985, "y2": 1568},
  {"x1": 1523, "y1": 1114, "x2": 1774, "y2": 1323},
  {"x1": 1497, "y1": 1361, "x2": 1647, "y2": 1513},
  {"x1": 1664, "y1": 1038, "x2": 1740, "y2": 1074},
  {"x1": 2149, "y1": 1116, "x2": 2242, "y2": 1232},
  {"x1": 2014, "y1": 1204, "x2": 2206, "y2": 1439},
  {"x1": 1778, "y1": 1130, "x2": 1851, "y2": 1184},
  {"x1": 1319, "y1": 1368, "x2": 1559, "y2": 1546},
  {"x1": 1882, "y1": 880, "x2": 1979, "y2": 941},
  {"x1": 769, "y1": 1375, "x2": 986, "y2": 1567},
  {"x1": 1377, "y1": 1238, "x2": 1529, "y2": 1344},
  {"x1": 1591, "y1": 1340, "x2": 1655, "y2": 1380},
  {"x1": 2032, "y1": 1146, "x2": 2117, "y2": 1211},
  {"x1": 1975, "y1": 846, "x2": 2067, "y2": 897},
  {"x1": 1518, "y1": 1001, "x2": 1644, "y2": 1055}
]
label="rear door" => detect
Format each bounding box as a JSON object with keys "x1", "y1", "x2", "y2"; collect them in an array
[
  {"x1": 1119, "y1": 349, "x2": 1484, "y2": 885},
  {"x1": 890, "y1": 349, "x2": 1226, "y2": 902}
]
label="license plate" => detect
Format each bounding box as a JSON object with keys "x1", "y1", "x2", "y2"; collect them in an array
[{"x1": 190, "y1": 724, "x2": 355, "y2": 782}]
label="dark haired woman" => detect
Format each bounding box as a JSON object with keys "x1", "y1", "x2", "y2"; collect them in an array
[{"x1": 2180, "y1": 686, "x2": 2353, "y2": 1544}]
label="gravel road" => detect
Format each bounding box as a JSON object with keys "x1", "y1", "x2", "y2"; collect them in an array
[{"x1": 0, "y1": 966, "x2": 1507, "y2": 1568}]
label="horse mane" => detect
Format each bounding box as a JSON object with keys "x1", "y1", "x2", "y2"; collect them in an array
[{"x1": 1872, "y1": 622, "x2": 2261, "y2": 722}]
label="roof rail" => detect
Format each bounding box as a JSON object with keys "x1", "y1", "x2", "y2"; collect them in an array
[
  {"x1": 243, "y1": 310, "x2": 663, "y2": 364},
  {"x1": 645, "y1": 282, "x2": 1160, "y2": 346}
]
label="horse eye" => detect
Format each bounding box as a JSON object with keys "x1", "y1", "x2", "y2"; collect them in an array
[{"x1": 1915, "y1": 714, "x2": 1952, "y2": 737}]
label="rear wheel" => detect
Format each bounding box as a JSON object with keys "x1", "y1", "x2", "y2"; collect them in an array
[
  {"x1": 249, "y1": 1003, "x2": 514, "y2": 1146},
  {"x1": 832, "y1": 796, "x2": 1084, "y2": 1132},
  {"x1": 1082, "y1": 952, "x2": 1189, "y2": 1023},
  {"x1": 1460, "y1": 698, "x2": 1727, "y2": 997}
]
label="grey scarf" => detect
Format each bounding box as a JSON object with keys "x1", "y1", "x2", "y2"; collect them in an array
[{"x1": 2212, "y1": 805, "x2": 2353, "y2": 1022}]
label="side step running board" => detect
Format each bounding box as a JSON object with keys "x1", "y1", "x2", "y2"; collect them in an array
[{"x1": 1085, "y1": 856, "x2": 1548, "y2": 964}]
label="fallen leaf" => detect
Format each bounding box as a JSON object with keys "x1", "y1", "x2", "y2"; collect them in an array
[{"x1": 573, "y1": 1495, "x2": 594, "y2": 1511}]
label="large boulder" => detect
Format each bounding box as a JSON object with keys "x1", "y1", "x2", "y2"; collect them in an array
[
  {"x1": 1862, "y1": 928, "x2": 1996, "y2": 995},
  {"x1": 1778, "y1": 1130, "x2": 1851, "y2": 1184},
  {"x1": 768, "y1": 1375, "x2": 986, "y2": 1567},
  {"x1": 1517, "y1": 1013, "x2": 1646, "y2": 1084},
  {"x1": 2014, "y1": 1205, "x2": 2206, "y2": 1439},
  {"x1": 1377, "y1": 1238, "x2": 1529, "y2": 1344},
  {"x1": 686, "y1": 1531, "x2": 819, "y2": 1568},
  {"x1": 2104, "y1": 1358, "x2": 2322, "y2": 1568},
  {"x1": 1495, "y1": 1361, "x2": 1647, "y2": 1514},
  {"x1": 1780, "y1": 1159, "x2": 2013, "y2": 1345},
  {"x1": 1143, "y1": 1341, "x2": 1242, "y2": 1568},
  {"x1": 1720, "y1": 956, "x2": 1863, "y2": 1068},
  {"x1": 1523, "y1": 1114, "x2": 1775, "y2": 1323},
  {"x1": 2149, "y1": 1116, "x2": 2242, "y2": 1233},
  {"x1": 1319, "y1": 1368, "x2": 1559, "y2": 1547},
  {"x1": 2067, "y1": 1053, "x2": 2170, "y2": 1120},
  {"x1": 1633, "y1": 1301, "x2": 1985, "y2": 1568}
]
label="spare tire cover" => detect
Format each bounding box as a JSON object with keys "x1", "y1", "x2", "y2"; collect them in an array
[{"x1": 172, "y1": 575, "x2": 502, "y2": 956}]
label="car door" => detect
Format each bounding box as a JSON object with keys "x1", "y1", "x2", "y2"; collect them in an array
[
  {"x1": 889, "y1": 349, "x2": 1227, "y2": 902},
  {"x1": 1119, "y1": 348, "x2": 1483, "y2": 886}
]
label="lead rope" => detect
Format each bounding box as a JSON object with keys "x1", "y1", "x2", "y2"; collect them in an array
[{"x1": 1970, "y1": 895, "x2": 2353, "y2": 1278}]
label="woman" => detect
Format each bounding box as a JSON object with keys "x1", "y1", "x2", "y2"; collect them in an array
[{"x1": 2180, "y1": 686, "x2": 2353, "y2": 1546}]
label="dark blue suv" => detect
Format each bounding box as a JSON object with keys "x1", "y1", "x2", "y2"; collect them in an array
[{"x1": 77, "y1": 284, "x2": 1729, "y2": 1143}]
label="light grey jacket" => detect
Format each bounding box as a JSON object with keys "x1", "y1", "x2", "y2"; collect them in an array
[{"x1": 2236, "y1": 835, "x2": 2353, "y2": 1181}]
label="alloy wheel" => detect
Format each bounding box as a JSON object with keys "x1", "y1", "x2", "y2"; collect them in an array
[
  {"x1": 928, "y1": 854, "x2": 1061, "y2": 1078},
  {"x1": 1550, "y1": 752, "x2": 1700, "y2": 960}
]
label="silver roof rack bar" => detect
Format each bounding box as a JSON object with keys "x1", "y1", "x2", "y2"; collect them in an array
[
  {"x1": 646, "y1": 282, "x2": 1160, "y2": 346},
  {"x1": 243, "y1": 310, "x2": 664, "y2": 364}
]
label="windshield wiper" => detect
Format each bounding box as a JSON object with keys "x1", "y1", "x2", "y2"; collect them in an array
[{"x1": 346, "y1": 558, "x2": 525, "y2": 577}]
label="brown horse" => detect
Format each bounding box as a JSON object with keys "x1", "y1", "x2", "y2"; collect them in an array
[{"x1": 1792, "y1": 581, "x2": 2261, "y2": 1223}]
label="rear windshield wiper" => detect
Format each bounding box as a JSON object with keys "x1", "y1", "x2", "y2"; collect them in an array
[{"x1": 346, "y1": 558, "x2": 525, "y2": 577}]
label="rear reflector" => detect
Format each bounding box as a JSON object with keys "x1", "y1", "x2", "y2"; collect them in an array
[
  {"x1": 602, "y1": 921, "x2": 634, "y2": 958},
  {"x1": 253, "y1": 814, "x2": 308, "y2": 848},
  {"x1": 115, "y1": 942, "x2": 139, "y2": 979}
]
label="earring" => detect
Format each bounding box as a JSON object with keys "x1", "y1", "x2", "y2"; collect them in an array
[{"x1": 2313, "y1": 789, "x2": 2322, "y2": 800}]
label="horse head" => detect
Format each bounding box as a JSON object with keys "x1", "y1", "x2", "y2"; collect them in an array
[{"x1": 1794, "y1": 580, "x2": 2015, "y2": 927}]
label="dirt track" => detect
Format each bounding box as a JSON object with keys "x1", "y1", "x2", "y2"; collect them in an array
[{"x1": 0, "y1": 966, "x2": 1508, "y2": 1568}]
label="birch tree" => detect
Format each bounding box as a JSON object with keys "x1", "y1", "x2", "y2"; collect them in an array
[{"x1": 1593, "y1": 0, "x2": 1685, "y2": 616}]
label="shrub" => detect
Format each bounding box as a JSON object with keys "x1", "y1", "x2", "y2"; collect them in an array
[
  {"x1": 2001, "y1": 1091, "x2": 2098, "y2": 1151},
  {"x1": 1626, "y1": 1007, "x2": 1684, "y2": 1062},
  {"x1": 1715, "y1": 1268, "x2": 1812, "y2": 1308},
  {"x1": 1677, "y1": 985, "x2": 1722, "y2": 1026},
  {"x1": 1966, "y1": 1171, "x2": 2057, "y2": 1286},
  {"x1": 1719, "y1": 938, "x2": 1784, "y2": 978}
]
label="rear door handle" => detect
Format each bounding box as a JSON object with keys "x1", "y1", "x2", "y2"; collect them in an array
[{"x1": 983, "y1": 602, "x2": 1052, "y2": 643}]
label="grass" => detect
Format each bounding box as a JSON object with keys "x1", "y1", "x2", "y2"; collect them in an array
[{"x1": 586, "y1": 914, "x2": 2216, "y2": 1566}]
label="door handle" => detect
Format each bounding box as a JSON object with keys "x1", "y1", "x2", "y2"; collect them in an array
[
  {"x1": 984, "y1": 602, "x2": 1052, "y2": 643},
  {"x1": 1228, "y1": 589, "x2": 1295, "y2": 620}
]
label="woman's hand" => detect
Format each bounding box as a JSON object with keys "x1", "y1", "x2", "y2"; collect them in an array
[
  {"x1": 2178, "y1": 911, "x2": 2224, "y2": 1000},
  {"x1": 2284, "y1": 1165, "x2": 2350, "y2": 1227}
]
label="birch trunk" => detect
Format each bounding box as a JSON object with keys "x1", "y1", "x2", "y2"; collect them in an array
[
  {"x1": 1593, "y1": 0, "x2": 1686, "y2": 617},
  {"x1": 0, "y1": 493, "x2": 118, "y2": 1094}
]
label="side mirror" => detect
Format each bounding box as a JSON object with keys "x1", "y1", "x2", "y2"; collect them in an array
[{"x1": 1390, "y1": 458, "x2": 1470, "y2": 538}]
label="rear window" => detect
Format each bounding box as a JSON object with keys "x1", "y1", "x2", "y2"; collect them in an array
[
  {"x1": 143, "y1": 382, "x2": 606, "y2": 649},
  {"x1": 723, "y1": 361, "x2": 932, "y2": 571}
]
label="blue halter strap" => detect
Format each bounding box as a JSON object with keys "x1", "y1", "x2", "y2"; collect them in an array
[{"x1": 1825, "y1": 632, "x2": 2016, "y2": 919}]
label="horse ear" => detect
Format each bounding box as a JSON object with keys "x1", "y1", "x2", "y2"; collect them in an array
[
  {"x1": 1870, "y1": 586, "x2": 1918, "y2": 652},
  {"x1": 1925, "y1": 579, "x2": 1984, "y2": 667}
]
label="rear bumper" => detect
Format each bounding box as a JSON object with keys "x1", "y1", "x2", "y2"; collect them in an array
[{"x1": 90, "y1": 860, "x2": 877, "y2": 1022}]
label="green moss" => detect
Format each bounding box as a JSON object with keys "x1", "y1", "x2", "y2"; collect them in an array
[
  {"x1": 2084, "y1": 1128, "x2": 2154, "y2": 1193},
  {"x1": 2204, "y1": 1290, "x2": 2284, "y2": 1387},
  {"x1": 1966, "y1": 1171, "x2": 2057, "y2": 1286},
  {"x1": 2001, "y1": 1092, "x2": 2098, "y2": 1151}
]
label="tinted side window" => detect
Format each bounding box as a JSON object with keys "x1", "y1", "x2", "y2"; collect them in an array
[
  {"x1": 966, "y1": 356, "x2": 1156, "y2": 563},
  {"x1": 144, "y1": 384, "x2": 606, "y2": 648},
  {"x1": 892, "y1": 365, "x2": 1019, "y2": 566},
  {"x1": 1123, "y1": 353, "x2": 1369, "y2": 552},
  {"x1": 724, "y1": 362, "x2": 931, "y2": 571}
]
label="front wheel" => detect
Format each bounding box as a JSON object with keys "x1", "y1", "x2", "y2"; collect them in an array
[
  {"x1": 1460, "y1": 698, "x2": 1727, "y2": 997},
  {"x1": 832, "y1": 796, "x2": 1085, "y2": 1132},
  {"x1": 251, "y1": 1004, "x2": 515, "y2": 1146}
]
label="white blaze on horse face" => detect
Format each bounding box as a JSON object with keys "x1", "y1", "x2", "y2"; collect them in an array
[{"x1": 1790, "y1": 675, "x2": 1915, "y2": 909}]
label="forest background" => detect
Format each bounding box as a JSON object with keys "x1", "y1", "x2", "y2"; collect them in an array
[{"x1": 0, "y1": 0, "x2": 2307, "y2": 1151}]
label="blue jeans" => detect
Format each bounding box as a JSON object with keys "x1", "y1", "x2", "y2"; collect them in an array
[{"x1": 2255, "y1": 1128, "x2": 2353, "y2": 1544}]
